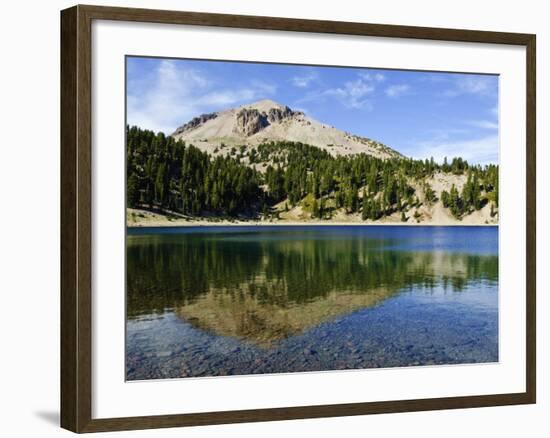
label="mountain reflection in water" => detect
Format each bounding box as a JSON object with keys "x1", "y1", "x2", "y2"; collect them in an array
[{"x1": 126, "y1": 226, "x2": 498, "y2": 379}]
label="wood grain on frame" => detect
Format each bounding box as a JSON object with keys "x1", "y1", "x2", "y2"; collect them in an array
[{"x1": 60, "y1": 4, "x2": 536, "y2": 433}]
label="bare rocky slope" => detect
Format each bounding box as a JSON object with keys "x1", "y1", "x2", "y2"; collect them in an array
[{"x1": 171, "y1": 99, "x2": 401, "y2": 160}]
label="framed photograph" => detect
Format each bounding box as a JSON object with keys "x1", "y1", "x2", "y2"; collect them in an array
[{"x1": 60, "y1": 4, "x2": 536, "y2": 433}]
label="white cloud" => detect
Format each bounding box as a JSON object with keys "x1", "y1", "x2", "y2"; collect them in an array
[
  {"x1": 127, "y1": 60, "x2": 276, "y2": 134},
  {"x1": 359, "y1": 72, "x2": 385, "y2": 82},
  {"x1": 290, "y1": 72, "x2": 317, "y2": 88},
  {"x1": 443, "y1": 75, "x2": 497, "y2": 98},
  {"x1": 411, "y1": 135, "x2": 498, "y2": 165},
  {"x1": 385, "y1": 84, "x2": 410, "y2": 98},
  {"x1": 199, "y1": 89, "x2": 258, "y2": 107},
  {"x1": 250, "y1": 80, "x2": 277, "y2": 95},
  {"x1": 127, "y1": 60, "x2": 208, "y2": 134},
  {"x1": 467, "y1": 120, "x2": 499, "y2": 130},
  {"x1": 424, "y1": 128, "x2": 471, "y2": 142},
  {"x1": 324, "y1": 78, "x2": 375, "y2": 109},
  {"x1": 295, "y1": 71, "x2": 384, "y2": 110}
]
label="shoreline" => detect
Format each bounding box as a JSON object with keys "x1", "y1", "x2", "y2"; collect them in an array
[
  {"x1": 127, "y1": 208, "x2": 498, "y2": 228},
  {"x1": 127, "y1": 220, "x2": 498, "y2": 228}
]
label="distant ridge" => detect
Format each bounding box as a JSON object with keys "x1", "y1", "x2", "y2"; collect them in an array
[{"x1": 171, "y1": 99, "x2": 401, "y2": 159}]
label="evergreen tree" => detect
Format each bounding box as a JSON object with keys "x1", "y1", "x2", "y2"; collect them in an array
[
  {"x1": 127, "y1": 173, "x2": 140, "y2": 208},
  {"x1": 312, "y1": 198, "x2": 319, "y2": 219},
  {"x1": 441, "y1": 190, "x2": 450, "y2": 208},
  {"x1": 424, "y1": 182, "x2": 436, "y2": 205},
  {"x1": 361, "y1": 192, "x2": 371, "y2": 220},
  {"x1": 449, "y1": 184, "x2": 462, "y2": 218},
  {"x1": 155, "y1": 163, "x2": 168, "y2": 206}
]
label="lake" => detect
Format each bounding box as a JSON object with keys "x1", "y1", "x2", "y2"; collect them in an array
[{"x1": 126, "y1": 225, "x2": 498, "y2": 380}]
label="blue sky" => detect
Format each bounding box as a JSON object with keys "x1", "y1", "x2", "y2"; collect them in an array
[{"x1": 127, "y1": 57, "x2": 499, "y2": 165}]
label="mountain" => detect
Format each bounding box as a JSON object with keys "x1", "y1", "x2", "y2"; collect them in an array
[{"x1": 171, "y1": 99, "x2": 401, "y2": 160}]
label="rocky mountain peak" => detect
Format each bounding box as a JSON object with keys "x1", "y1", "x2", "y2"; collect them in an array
[
  {"x1": 234, "y1": 108, "x2": 269, "y2": 136},
  {"x1": 170, "y1": 99, "x2": 401, "y2": 160},
  {"x1": 172, "y1": 112, "x2": 218, "y2": 136},
  {"x1": 233, "y1": 101, "x2": 301, "y2": 136}
]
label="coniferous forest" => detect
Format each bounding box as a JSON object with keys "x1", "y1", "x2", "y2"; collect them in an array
[{"x1": 126, "y1": 125, "x2": 499, "y2": 222}]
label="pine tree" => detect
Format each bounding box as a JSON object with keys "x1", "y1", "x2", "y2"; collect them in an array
[
  {"x1": 374, "y1": 198, "x2": 382, "y2": 219},
  {"x1": 449, "y1": 184, "x2": 462, "y2": 218},
  {"x1": 441, "y1": 190, "x2": 450, "y2": 208},
  {"x1": 424, "y1": 183, "x2": 436, "y2": 205},
  {"x1": 362, "y1": 195, "x2": 371, "y2": 220},
  {"x1": 312, "y1": 198, "x2": 319, "y2": 219},
  {"x1": 344, "y1": 188, "x2": 358, "y2": 213},
  {"x1": 127, "y1": 173, "x2": 140, "y2": 208}
]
